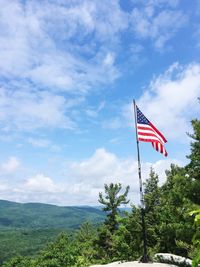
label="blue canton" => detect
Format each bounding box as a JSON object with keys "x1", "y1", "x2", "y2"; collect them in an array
[{"x1": 136, "y1": 106, "x2": 150, "y2": 125}]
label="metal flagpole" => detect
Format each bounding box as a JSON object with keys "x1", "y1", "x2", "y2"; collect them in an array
[{"x1": 133, "y1": 99, "x2": 149, "y2": 263}]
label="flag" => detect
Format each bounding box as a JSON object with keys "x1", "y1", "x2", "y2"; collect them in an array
[{"x1": 136, "y1": 105, "x2": 168, "y2": 157}]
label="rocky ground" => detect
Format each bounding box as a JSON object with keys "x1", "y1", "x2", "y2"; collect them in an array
[
  {"x1": 90, "y1": 253, "x2": 194, "y2": 267},
  {"x1": 90, "y1": 262, "x2": 178, "y2": 267}
]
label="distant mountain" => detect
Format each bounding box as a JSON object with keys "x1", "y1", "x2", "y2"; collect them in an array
[
  {"x1": 0, "y1": 200, "x2": 132, "y2": 263},
  {"x1": 0, "y1": 199, "x2": 105, "y2": 230}
]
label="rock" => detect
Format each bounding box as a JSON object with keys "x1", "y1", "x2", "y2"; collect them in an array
[
  {"x1": 90, "y1": 261, "x2": 179, "y2": 267},
  {"x1": 154, "y1": 253, "x2": 192, "y2": 267}
]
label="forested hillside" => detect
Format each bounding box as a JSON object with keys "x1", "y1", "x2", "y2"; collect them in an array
[
  {"x1": 0, "y1": 201, "x2": 105, "y2": 264},
  {"x1": 0, "y1": 200, "x2": 105, "y2": 229}
]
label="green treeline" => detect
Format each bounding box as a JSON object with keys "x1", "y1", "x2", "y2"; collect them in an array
[
  {"x1": 1, "y1": 117, "x2": 200, "y2": 267},
  {"x1": 0, "y1": 203, "x2": 105, "y2": 264}
]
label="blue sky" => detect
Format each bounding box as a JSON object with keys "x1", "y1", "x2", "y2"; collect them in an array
[{"x1": 0, "y1": 0, "x2": 199, "y2": 206}]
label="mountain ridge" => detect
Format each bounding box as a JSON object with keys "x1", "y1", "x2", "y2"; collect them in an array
[{"x1": 0, "y1": 199, "x2": 105, "y2": 230}]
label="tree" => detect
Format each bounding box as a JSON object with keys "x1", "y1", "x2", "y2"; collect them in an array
[
  {"x1": 94, "y1": 183, "x2": 130, "y2": 262},
  {"x1": 143, "y1": 168, "x2": 161, "y2": 252},
  {"x1": 98, "y1": 183, "x2": 130, "y2": 233},
  {"x1": 186, "y1": 114, "x2": 200, "y2": 266},
  {"x1": 112, "y1": 205, "x2": 142, "y2": 261},
  {"x1": 75, "y1": 222, "x2": 97, "y2": 264},
  {"x1": 158, "y1": 164, "x2": 195, "y2": 256},
  {"x1": 2, "y1": 256, "x2": 35, "y2": 267},
  {"x1": 35, "y1": 233, "x2": 79, "y2": 267},
  {"x1": 144, "y1": 168, "x2": 160, "y2": 212},
  {"x1": 186, "y1": 118, "x2": 200, "y2": 205},
  {"x1": 190, "y1": 209, "x2": 200, "y2": 267}
]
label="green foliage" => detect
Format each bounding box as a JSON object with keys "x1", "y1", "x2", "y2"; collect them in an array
[
  {"x1": 94, "y1": 183, "x2": 130, "y2": 263},
  {"x1": 0, "y1": 201, "x2": 105, "y2": 263},
  {"x1": 141, "y1": 164, "x2": 196, "y2": 258},
  {"x1": 111, "y1": 206, "x2": 142, "y2": 261},
  {"x1": 35, "y1": 233, "x2": 79, "y2": 267},
  {"x1": 186, "y1": 118, "x2": 200, "y2": 204},
  {"x1": 157, "y1": 165, "x2": 195, "y2": 256},
  {"x1": 2, "y1": 233, "x2": 90, "y2": 267},
  {"x1": 98, "y1": 183, "x2": 130, "y2": 233},
  {"x1": 0, "y1": 200, "x2": 105, "y2": 230},
  {"x1": 2, "y1": 256, "x2": 36, "y2": 267},
  {"x1": 75, "y1": 222, "x2": 97, "y2": 264},
  {"x1": 0, "y1": 228, "x2": 63, "y2": 264},
  {"x1": 190, "y1": 209, "x2": 200, "y2": 267},
  {"x1": 94, "y1": 224, "x2": 114, "y2": 262},
  {"x1": 144, "y1": 168, "x2": 161, "y2": 251},
  {"x1": 186, "y1": 116, "x2": 200, "y2": 266}
]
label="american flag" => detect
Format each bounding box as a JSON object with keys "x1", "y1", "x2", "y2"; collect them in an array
[{"x1": 136, "y1": 105, "x2": 168, "y2": 157}]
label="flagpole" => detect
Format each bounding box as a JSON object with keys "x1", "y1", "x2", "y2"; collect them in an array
[{"x1": 133, "y1": 99, "x2": 149, "y2": 263}]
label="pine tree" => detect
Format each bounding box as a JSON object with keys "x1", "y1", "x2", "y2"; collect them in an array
[
  {"x1": 186, "y1": 118, "x2": 200, "y2": 205},
  {"x1": 158, "y1": 164, "x2": 195, "y2": 256},
  {"x1": 98, "y1": 183, "x2": 130, "y2": 233},
  {"x1": 95, "y1": 183, "x2": 130, "y2": 262},
  {"x1": 186, "y1": 111, "x2": 200, "y2": 266},
  {"x1": 144, "y1": 168, "x2": 161, "y2": 251}
]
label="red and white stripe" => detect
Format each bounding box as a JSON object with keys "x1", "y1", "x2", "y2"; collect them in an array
[
  {"x1": 137, "y1": 122, "x2": 168, "y2": 157},
  {"x1": 151, "y1": 141, "x2": 168, "y2": 157}
]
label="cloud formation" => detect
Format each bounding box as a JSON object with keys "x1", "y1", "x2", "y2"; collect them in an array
[
  {"x1": 0, "y1": 1, "x2": 196, "y2": 207},
  {"x1": 0, "y1": 88, "x2": 76, "y2": 131},
  {"x1": 138, "y1": 62, "x2": 200, "y2": 140},
  {"x1": 0, "y1": 149, "x2": 181, "y2": 205},
  {"x1": 67, "y1": 148, "x2": 180, "y2": 204},
  {"x1": 0, "y1": 0, "x2": 128, "y2": 132},
  {"x1": 0, "y1": 0, "x2": 123, "y2": 92},
  {"x1": 107, "y1": 62, "x2": 200, "y2": 143},
  {"x1": 0, "y1": 0, "x2": 190, "y2": 134},
  {"x1": 0, "y1": 157, "x2": 20, "y2": 174},
  {"x1": 131, "y1": 0, "x2": 187, "y2": 49}
]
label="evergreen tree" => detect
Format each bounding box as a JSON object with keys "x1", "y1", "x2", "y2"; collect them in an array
[
  {"x1": 186, "y1": 114, "x2": 200, "y2": 266},
  {"x1": 190, "y1": 209, "x2": 200, "y2": 267},
  {"x1": 144, "y1": 168, "x2": 161, "y2": 252},
  {"x1": 144, "y1": 168, "x2": 160, "y2": 212},
  {"x1": 75, "y1": 222, "x2": 97, "y2": 264},
  {"x1": 186, "y1": 118, "x2": 200, "y2": 205},
  {"x1": 158, "y1": 164, "x2": 195, "y2": 256},
  {"x1": 35, "y1": 233, "x2": 80, "y2": 267},
  {"x1": 94, "y1": 183, "x2": 130, "y2": 262},
  {"x1": 98, "y1": 183, "x2": 130, "y2": 233},
  {"x1": 112, "y1": 205, "x2": 142, "y2": 261},
  {"x1": 2, "y1": 256, "x2": 35, "y2": 267}
]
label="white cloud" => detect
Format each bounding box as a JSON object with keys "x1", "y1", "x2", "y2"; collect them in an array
[
  {"x1": 68, "y1": 148, "x2": 180, "y2": 204},
  {"x1": 138, "y1": 62, "x2": 200, "y2": 140},
  {"x1": 0, "y1": 149, "x2": 181, "y2": 205},
  {"x1": 23, "y1": 174, "x2": 63, "y2": 193},
  {"x1": 27, "y1": 137, "x2": 61, "y2": 152},
  {"x1": 102, "y1": 117, "x2": 124, "y2": 129},
  {"x1": 27, "y1": 138, "x2": 50, "y2": 148},
  {"x1": 108, "y1": 62, "x2": 200, "y2": 143},
  {"x1": 0, "y1": 87, "x2": 75, "y2": 131},
  {"x1": 0, "y1": 182, "x2": 8, "y2": 191},
  {"x1": 103, "y1": 53, "x2": 115, "y2": 66},
  {"x1": 1, "y1": 157, "x2": 20, "y2": 173},
  {"x1": 0, "y1": 0, "x2": 126, "y2": 132},
  {"x1": 85, "y1": 101, "x2": 106, "y2": 118},
  {"x1": 0, "y1": 0, "x2": 125, "y2": 93},
  {"x1": 131, "y1": 3, "x2": 187, "y2": 49},
  {"x1": 85, "y1": 109, "x2": 98, "y2": 118}
]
